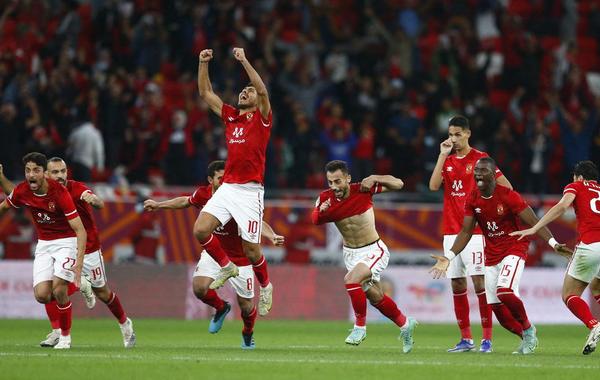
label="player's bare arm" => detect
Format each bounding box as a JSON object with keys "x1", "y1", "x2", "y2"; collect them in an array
[
  {"x1": 143, "y1": 196, "x2": 191, "y2": 212},
  {"x1": 510, "y1": 193, "x2": 575, "y2": 240},
  {"x1": 516, "y1": 206, "x2": 573, "y2": 258},
  {"x1": 0, "y1": 164, "x2": 16, "y2": 194},
  {"x1": 81, "y1": 190, "x2": 104, "y2": 209},
  {"x1": 68, "y1": 216, "x2": 87, "y2": 287},
  {"x1": 261, "y1": 221, "x2": 285, "y2": 246},
  {"x1": 429, "y1": 138, "x2": 452, "y2": 191},
  {"x1": 429, "y1": 215, "x2": 476, "y2": 279},
  {"x1": 233, "y1": 47, "x2": 271, "y2": 117},
  {"x1": 0, "y1": 199, "x2": 11, "y2": 216},
  {"x1": 360, "y1": 175, "x2": 404, "y2": 193},
  {"x1": 197, "y1": 49, "x2": 224, "y2": 116},
  {"x1": 496, "y1": 175, "x2": 513, "y2": 190}
]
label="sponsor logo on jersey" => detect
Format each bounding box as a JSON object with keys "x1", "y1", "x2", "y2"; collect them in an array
[
  {"x1": 232, "y1": 127, "x2": 244, "y2": 138},
  {"x1": 450, "y1": 179, "x2": 465, "y2": 197}
]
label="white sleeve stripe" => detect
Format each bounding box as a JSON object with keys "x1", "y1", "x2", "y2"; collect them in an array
[
  {"x1": 80, "y1": 190, "x2": 92, "y2": 199},
  {"x1": 65, "y1": 210, "x2": 78, "y2": 216},
  {"x1": 6, "y1": 196, "x2": 19, "y2": 208},
  {"x1": 563, "y1": 189, "x2": 577, "y2": 194}
]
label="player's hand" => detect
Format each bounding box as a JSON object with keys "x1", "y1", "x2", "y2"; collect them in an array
[
  {"x1": 199, "y1": 49, "x2": 213, "y2": 62},
  {"x1": 428, "y1": 255, "x2": 450, "y2": 279},
  {"x1": 360, "y1": 176, "x2": 376, "y2": 192},
  {"x1": 143, "y1": 199, "x2": 159, "y2": 212},
  {"x1": 509, "y1": 228, "x2": 537, "y2": 240},
  {"x1": 270, "y1": 234, "x2": 285, "y2": 246},
  {"x1": 232, "y1": 47, "x2": 247, "y2": 62},
  {"x1": 81, "y1": 191, "x2": 95, "y2": 204},
  {"x1": 319, "y1": 198, "x2": 331, "y2": 212},
  {"x1": 553, "y1": 243, "x2": 573, "y2": 259},
  {"x1": 440, "y1": 138, "x2": 453, "y2": 156}
]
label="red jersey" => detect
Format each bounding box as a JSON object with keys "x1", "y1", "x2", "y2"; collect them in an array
[
  {"x1": 7, "y1": 178, "x2": 79, "y2": 240},
  {"x1": 189, "y1": 185, "x2": 250, "y2": 266},
  {"x1": 221, "y1": 104, "x2": 272, "y2": 184},
  {"x1": 66, "y1": 180, "x2": 100, "y2": 254},
  {"x1": 312, "y1": 183, "x2": 383, "y2": 225},
  {"x1": 441, "y1": 148, "x2": 503, "y2": 235},
  {"x1": 563, "y1": 180, "x2": 600, "y2": 244},
  {"x1": 465, "y1": 185, "x2": 530, "y2": 266}
]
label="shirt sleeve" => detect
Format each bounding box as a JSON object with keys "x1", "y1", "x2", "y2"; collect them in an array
[
  {"x1": 221, "y1": 104, "x2": 237, "y2": 123},
  {"x1": 188, "y1": 187, "x2": 207, "y2": 209},
  {"x1": 258, "y1": 108, "x2": 272, "y2": 127},
  {"x1": 6, "y1": 184, "x2": 24, "y2": 208},
  {"x1": 506, "y1": 189, "x2": 528, "y2": 214},
  {"x1": 494, "y1": 168, "x2": 504, "y2": 179},
  {"x1": 57, "y1": 187, "x2": 79, "y2": 220},
  {"x1": 464, "y1": 192, "x2": 475, "y2": 217},
  {"x1": 563, "y1": 183, "x2": 577, "y2": 195},
  {"x1": 369, "y1": 183, "x2": 383, "y2": 195}
]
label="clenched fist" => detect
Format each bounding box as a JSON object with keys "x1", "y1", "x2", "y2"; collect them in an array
[
  {"x1": 199, "y1": 49, "x2": 213, "y2": 63},
  {"x1": 232, "y1": 47, "x2": 246, "y2": 62}
]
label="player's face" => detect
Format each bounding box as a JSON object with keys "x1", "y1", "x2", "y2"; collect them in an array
[
  {"x1": 326, "y1": 170, "x2": 351, "y2": 198},
  {"x1": 46, "y1": 161, "x2": 68, "y2": 185},
  {"x1": 238, "y1": 86, "x2": 257, "y2": 109},
  {"x1": 24, "y1": 162, "x2": 46, "y2": 192},
  {"x1": 208, "y1": 170, "x2": 225, "y2": 192},
  {"x1": 474, "y1": 161, "x2": 495, "y2": 192},
  {"x1": 448, "y1": 126, "x2": 470, "y2": 151}
]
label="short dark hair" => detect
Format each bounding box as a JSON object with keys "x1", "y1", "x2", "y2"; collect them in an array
[
  {"x1": 325, "y1": 160, "x2": 349, "y2": 174},
  {"x1": 22, "y1": 152, "x2": 47, "y2": 170},
  {"x1": 448, "y1": 115, "x2": 470, "y2": 130},
  {"x1": 207, "y1": 160, "x2": 225, "y2": 178},
  {"x1": 573, "y1": 161, "x2": 599, "y2": 181},
  {"x1": 48, "y1": 157, "x2": 65, "y2": 164},
  {"x1": 477, "y1": 156, "x2": 497, "y2": 170}
]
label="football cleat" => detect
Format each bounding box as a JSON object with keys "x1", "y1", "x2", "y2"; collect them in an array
[
  {"x1": 241, "y1": 332, "x2": 255, "y2": 350},
  {"x1": 79, "y1": 275, "x2": 96, "y2": 309},
  {"x1": 209, "y1": 262, "x2": 239, "y2": 290},
  {"x1": 120, "y1": 318, "x2": 136, "y2": 348},
  {"x1": 583, "y1": 323, "x2": 600, "y2": 355},
  {"x1": 447, "y1": 338, "x2": 475, "y2": 353},
  {"x1": 208, "y1": 302, "x2": 231, "y2": 334},
  {"x1": 40, "y1": 330, "x2": 60, "y2": 347},
  {"x1": 479, "y1": 339, "x2": 493, "y2": 353},
  {"x1": 53, "y1": 335, "x2": 71, "y2": 350},
  {"x1": 258, "y1": 283, "x2": 273, "y2": 316},
  {"x1": 345, "y1": 327, "x2": 367, "y2": 346},
  {"x1": 399, "y1": 317, "x2": 418, "y2": 353}
]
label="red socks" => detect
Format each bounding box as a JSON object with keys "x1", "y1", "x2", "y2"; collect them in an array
[
  {"x1": 477, "y1": 290, "x2": 493, "y2": 340},
  {"x1": 200, "y1": 289, "x2": 225, "y2": 312},
  {"x1": 242, "y1": 307, "x2": 257, "y2": 335},
  {"x1": 45, "y1": 302, "x2": 60, "y2": 329},
  {"x1": 453, "y1": 290, "x2": 472, "y2": 339},
  {"x1": 491, "y1": 303, "x2": 523, "y2": 337},
  {"x1": 565, "y1": 295, "x2": 599, "y2": 329},
  {"x1": 373, "y1": 295, "x2": 407, "y2": 327},
  {"x1": 252, "y1": 255, "x2": 270, "y2": 288},
  {"x1": 496, "y1": 287, "x2": 531, "y2": 330},
  {"x1": 105, "y1": 292, "x2": 128, "y2": 324},
  {"x1": 56, "y1": 301, "x2": 72, "y2": 336},
  {"x1": 199, "y1": 234, "x2": 231, "y2": 267},
  {"x1": 67, "y1": 282, "x2": 78, "y2": 296},
  {"x1": 345, "y1": 283, "x2": 366, "y2": 327}
]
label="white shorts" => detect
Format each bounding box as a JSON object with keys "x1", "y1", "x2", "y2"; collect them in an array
[
  {"x1": 193, "y1": 251, "x2": 254, "y2": 299},
  {"x1": 485, "y1": 255, "x2": 525, "y2": 304},
  {"x1": 444, "y1": 234, "x2": 485, "y2": 278},
  {"x1": 202, "y1": 183, "x2": 264, "y2": 244},
  {"x1": 343, "y1": 239, "x2": 390, "y2": 291},
  {"x1": 33, "y1": 238, "x2": 77, "y2": 287},
  {"x1": 83, "y1": 250, "x2": 107, "y2": 288},
  {"x1": 566, "y1": 242, "x2": 600, "y2": 283}
]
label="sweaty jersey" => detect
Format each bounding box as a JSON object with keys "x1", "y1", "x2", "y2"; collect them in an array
[
  {"x1": 441, "y1": 148, "x2": 503, "y2": 235},
  {"x1": 189, "y1": 185, "x2": 250, "y2": 266},
  {"x1": 66, "y1": 180, "x2": 100, "y2": 254},
  {"x1": 464, "y1": 185, "x2": 530, "y2": 266},
  {"x1": 563, "y1": 180, "x2": 600, "y2": 244},
  {"x1": 221, "y1": 104, "x2": 272, "y2": 185},
  {"x1": 7, "y1": 178, "x2": 79, "y2": 240},
  {"x1": 312, "y1": 183, "x2": 383, "y2": 225}
]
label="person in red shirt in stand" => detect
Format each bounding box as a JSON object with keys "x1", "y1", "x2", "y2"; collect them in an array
[
  {"x1": 0, "y1": 152, "x2": 87, "y2": 349},
  {"x1": 194, "y1": 47, "x2": 274, "y2": 317},
  {"x1": 429, "y1": 115, "x2": 513, "y2": 353},
  {"x1": 0, "y1": 209, "x2": 33, "y2": 259},
  {"x1": 143, "y1": 160, "x2": 284, "y2": 349},
  {"x1": 511, "y1": 161, "x2": 600, "y2": 355},
  {"x1": 430, "y1": 157, "x2": 572, "y2": 355},
  {"x1": 312, "y1": 160, "x2": 417, "y2": 353}
]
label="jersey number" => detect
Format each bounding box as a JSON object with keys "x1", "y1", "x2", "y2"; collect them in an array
[
  {"x1": 589, "y1": 189, "x2": 600, "y2": 214},
  {"x1": 472, "y1": 251, "x2": 483, "y2": 265},
  {"x1": 247, "y1": 220, "x2": 259, "y2": 234},
  {"x1": 500, "y1": 264, "x2": 512, "y2": 277}
]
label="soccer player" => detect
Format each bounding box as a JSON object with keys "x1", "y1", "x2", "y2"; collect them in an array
[
  {"x1": 0, "y1": 152, "x2": 87, "y2": 349},
  {"x1": 0, "y1": 158, "x2": 136, "y2": 348},
  {"x1": 510, "y1": 160, "x2": 600, "y2": 355},
  {"x1": 312, "y1": 160, "x2": 417, "y2": 353},
  {"x1": 195, "y1": 47, "x2": 273, "y2": 316},
  {"x1": 429, "y1": 157, "x2": 572, "y2": 354},
  {"x1": 143, "y1": 160, "x2": 284, "y2": 349},
  {"x1": 429, "y1": 115, "x2": 513, "y2": 353}
]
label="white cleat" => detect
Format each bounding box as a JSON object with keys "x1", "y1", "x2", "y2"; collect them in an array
[
  {"x1": 79, "y1": 275, "x2": 96, "y2": 309},
  {"x1": 258, "y1": 283, "x2": 273, "y2": 316},
  {"x1": 53, "y1": 335, "x2": 71, "y2": 349},
  {"x1": 40, "y1": 329, "x2": 60, "y2": 347},
  {"x1": 583, "y1": 323, "x2": 600, "y2": 355},
  {"x1": 209, "y1": 262, "x2": 239, "y2": 290},
  {"x1": 120, "y1": 318, "x2": 136, "y2": 348}
]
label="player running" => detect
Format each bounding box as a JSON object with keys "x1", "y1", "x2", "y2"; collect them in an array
[
  {"x1": 143, "y1": 160, "x2": 284, "y2": 349},
  {"x1": 430, "y1": 157, "x2": 572, "y2": 354},
  {"x1": 195, "y1": 47, "x2": 273, "y2": 316},
  {"x1": 312, "y1": 160, "x2": 417, "y2": 353},
  {"x1": 511, "y1": 160, "x2": 600, "y2": 355},
  {"x1": 0, "y1": 153, "x2": 87, "y2": 349},
  {"x1": 429, "y1": 115, "x2": 513, "y2": 353}
]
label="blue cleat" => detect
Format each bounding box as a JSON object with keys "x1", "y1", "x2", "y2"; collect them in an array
[
  {"x1": 447, "y1": 339, "x2": 475, "y2": 352},
  {"x1": 479, "y1": 339, "x2": 492, "y2": 353},
  {"x1": 208, "y1": 302, "x2": 231, "y2": 334},
  {"x1": 241, "y1": 332, "x2": 255, "y2": 350}
]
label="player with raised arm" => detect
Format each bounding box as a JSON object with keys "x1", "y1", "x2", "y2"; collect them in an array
[
  {"x1": 194, "y1": 47, "x2": 274, "y2": 316},
  {"x1": 429, "y1": 115, "x2": 513, "y2": 353},
  {"x1": 312, "y1": 160, "x2": 417, "y2": 353},
  {"x1": 143, "y1": 160, "x2": 284, "y2": 349},
  {"x1": 430, "y1": 157, "x2": 572, "y2": 354},
  {"x1": 0, "y1": 153, "x2": 87, "y2": 349},
  {"x1": 510, "y1": 161, "x2": 600, "y2": 355}
]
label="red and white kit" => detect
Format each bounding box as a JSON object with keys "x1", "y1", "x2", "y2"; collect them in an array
[
  {"x1": 564, "y1": 180, "x2": 600, "y2": 283},
  {"x1": 7, "y1": 179, "x2": 79, "y2": 285},
  {"x1": 464, "y1": 185, "x2": 530, "y2": 303},
  {"x1": 202, "y1": 104, "x2": 272, "y2": 244},
  {"x1": 189, "y1": 185, "x2": 254, "y2": 298}
]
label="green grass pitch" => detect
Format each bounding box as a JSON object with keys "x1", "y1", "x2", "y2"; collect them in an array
[{"x1": 0, "y1": 319, "x2": 599, "y2": 380}]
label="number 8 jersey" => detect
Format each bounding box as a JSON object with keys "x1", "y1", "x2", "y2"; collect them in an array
[{"x1": 563, "y1": 180, "x2": 600, "y2": 244}]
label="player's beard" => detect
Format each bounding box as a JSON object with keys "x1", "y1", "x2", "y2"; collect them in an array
[{"x1": 238, "y1": 102, "x2": 253, "y2": 110}]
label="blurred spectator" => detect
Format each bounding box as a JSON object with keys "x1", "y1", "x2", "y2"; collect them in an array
[
  {"x1": 0, "y1": 209, "x2": 33, "y2": 260},
  {"x1": 67, "y1": 119, "x2": 105, "y2": 182}
]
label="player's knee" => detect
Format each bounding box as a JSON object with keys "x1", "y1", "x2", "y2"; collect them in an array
[
  {"x1": 95, "y1": 287, "x2": 112, "y2": 303},
  {"x1": 451, "y1": 278, "x2": 467, "y2": 292},
  {"x1": 238, "y1": 299, "x2": 254, "y2": 315},
  {"x1": 243, "y1": 245, "x2": 261, "y2": 262},
  {"x1": 34, "y1": 292, "x2": 52, "y2": 304},
  {"x1": 344, "y1": 273, "x2": 360, "y2": 284},
  {"x1": 193, "y1": 286, "x2": 208, "y2": 299},
  {"x1": 193, "y1": 223, "x2": 210, "y2": 241},
  {"x1": 51, "y1": 287, "x2": 68, "y2": 303}
]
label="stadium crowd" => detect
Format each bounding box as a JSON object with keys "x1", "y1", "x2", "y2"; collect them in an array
[{"x1": 0, "y1": 0, "x2": 600, "y2": 193}]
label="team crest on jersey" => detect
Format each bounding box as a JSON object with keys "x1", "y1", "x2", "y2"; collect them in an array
[
  {"x1": 246, "y1": 113, "x2": 253, "y2": 120},
  {"x1": 466, "y1": 164, "x2": 473, "y2": 174},
  {"x1": 497, "y1": 204, "x2": 504, "y2": 215},
  {"x1": 48, "y1": 201, "x2": 55, "y2": 212}
]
